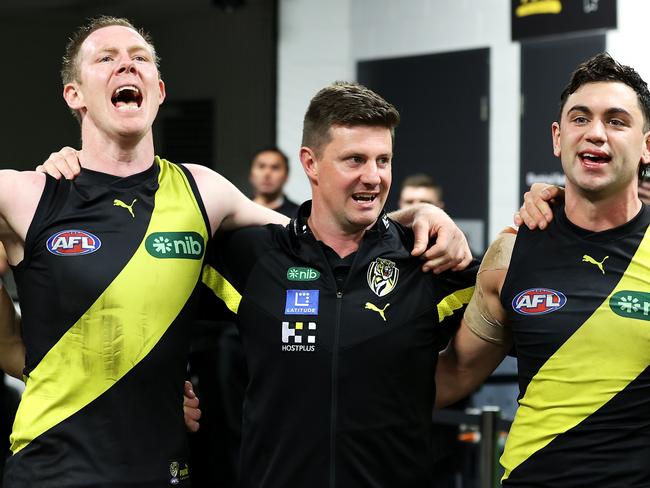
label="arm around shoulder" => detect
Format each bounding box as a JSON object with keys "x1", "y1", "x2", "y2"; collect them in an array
[
  {"x1": 183, "y1": 164, "x2": 289, "y2": 235},
  {"x1": 435, "y1": 231, "x2": 516, "y2": 408}
]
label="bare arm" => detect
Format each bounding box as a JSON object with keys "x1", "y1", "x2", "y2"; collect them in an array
[
  {"x1": 388, "y1": 203, "x2": 473, "y2": 274},
  {"x1": 35, "y1": 149, "x2": 290, "y2": 236},
  {"x1": 435, "y1": 232, "x2": 515, "y2": 408},
  {"x1": 184, "y1": 164, "x2": 289, "y2": 235},
  {"x1": 0, "y1": 279, "x2": 24, "y2": 379}
]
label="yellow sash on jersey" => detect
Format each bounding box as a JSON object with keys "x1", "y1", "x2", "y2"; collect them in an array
[
  {"x1": 11, "y1": 157, "x2": 208, "y2": 454},
  {"x1": 501, "y1": 226, "x2": 650, "y2": 480}
]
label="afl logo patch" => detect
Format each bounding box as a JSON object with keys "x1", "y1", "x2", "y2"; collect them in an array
[
  {"x1": 46, "y1": 230, "x2": 101, "y2": 256},
  {"x1": 512, "y1": 288, "x2": 566, "y2": 315}
]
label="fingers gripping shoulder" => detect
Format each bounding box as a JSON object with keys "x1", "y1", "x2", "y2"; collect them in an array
[{"x1": 464, "y1": 230, "x2": 516, "y2": 345}]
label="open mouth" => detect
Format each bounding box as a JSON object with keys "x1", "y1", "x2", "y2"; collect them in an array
[
  {"x1": 352, "y1": 193, "x2": 377, "y2": 203},
  {"x1": 111, "y1": 85, "x2": 143, "y2": 111},
  {"x1": 579, "y1": 151, "x2": 611, "y2": 166}
]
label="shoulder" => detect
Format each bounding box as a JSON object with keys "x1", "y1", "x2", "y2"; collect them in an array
[
  {"x1": 385, "y1": 218, "x2": 416, "y2": 251},
  {"x1": 0, "y1": 169, "x2": 46, "y2": 190},
  {"x1": 0, "y1": 170, "x2": 46, "y2": 217},
  {"x1": 479, "y1": 228, "x2": 517, "y2": 274}
]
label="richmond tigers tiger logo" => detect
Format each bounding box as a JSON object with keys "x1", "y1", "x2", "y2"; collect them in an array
[{"x1": 367, "y1": 258, "x2": 399, "y2": 297}]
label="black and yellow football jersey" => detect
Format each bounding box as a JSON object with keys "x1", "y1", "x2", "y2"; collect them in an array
[
  {"x1": 501, "y1": 205, "x2": 650, "y2": 487},
  {"x1": 4, "y1": 157, "x2": 209, "y2": 487}
]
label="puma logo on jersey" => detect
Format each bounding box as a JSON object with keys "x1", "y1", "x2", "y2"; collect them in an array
[
  {"x1": 113, "y1": 198, "x2": 138, "y2": 218},
  {"x1": 582, "y1": 254, "x2": 608, "y2": 274},
  {"x1": 365, "y1": 302, "x2": 390, "y2": 322}
]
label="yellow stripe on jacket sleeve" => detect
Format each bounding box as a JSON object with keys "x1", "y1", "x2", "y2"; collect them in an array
[
  {"x1": 437, "y1": 286, "x2": 474, "y2": 323},
  {"x1": 202, "y1": 264, "x2": 242, "y2": 314}
]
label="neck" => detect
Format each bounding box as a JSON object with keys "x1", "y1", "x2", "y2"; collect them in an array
[
  {"x1": 253, "y1": 192, "x2": 284, "y2": 209},
  {"x1": 564, "y1": 184, "x2": 642, "y2": 231},
  {"x1": 79, "y1": 124, "x2": 155, "y2": 176},
  {"x1": 307, "y1": 204, "x2": 367, "y2": 258}
]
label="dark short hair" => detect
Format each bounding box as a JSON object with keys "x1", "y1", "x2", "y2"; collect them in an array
[
  {"x1": 251, "y1": 146, "x2": 290, "y2": 173},
  {"x1": 302, "y1": 81, "x2": 400, "y2": 155},
  {"x1": 400, "y1": 173, "x2": 443, "y2": 201},
  {"x1": 559, "y1": 53, "x2": 650, "y2": 179},
  {"x1": 400, "y1": 173, "x2": 439, "y2": 191},
  {"x1": 61, "y1": 16, "x2": 160, "y2": 123},
  {"x1": 559, "y1": 53, "x2": 650, "y2": 131}
]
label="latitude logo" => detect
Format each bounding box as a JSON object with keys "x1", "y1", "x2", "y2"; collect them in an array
[
  {"x1": 609, "y1": 291, "x2": 650, "y2": 321},
  {"x1": 145, "y1": 232, "x2": 204, "y2": 260}
]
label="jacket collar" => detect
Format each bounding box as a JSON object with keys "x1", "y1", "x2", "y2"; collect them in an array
[{"x1": 291, "y1": 200, "x2": 391, "y2": 238}]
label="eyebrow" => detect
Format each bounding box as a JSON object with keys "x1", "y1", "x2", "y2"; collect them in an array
[
  {"x1": 95, "y1": 45, "x2": 151, "y2": 56},
  {"x1": 567, "y1": 105, "x2": 633, "y2": 118}
]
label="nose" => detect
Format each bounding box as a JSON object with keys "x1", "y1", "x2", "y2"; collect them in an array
[
  {"x1": 360, "y1": 160, "x2": 381, "y2": 185},
  {"x1": 585, "y1": 119, "x2": 607, "y2": 144},
  {"x1": 116, "y1": 58, "x2": 136, "y2": 75}
]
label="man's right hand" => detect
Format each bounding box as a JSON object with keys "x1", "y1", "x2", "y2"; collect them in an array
[
  {"x1": 183, "y1": 380, "x2": 201, "y2": 432},
  {"x1": 514, "y1": 183, "x2": 565, "y2": 230},
  {"x1": 36, "y1": 147, "x2": 81, "y2": 180}
]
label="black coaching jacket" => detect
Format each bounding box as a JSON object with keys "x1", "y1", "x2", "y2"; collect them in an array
[{"x1": 200, "y1": 201, "x2": 477, "y2": 488}]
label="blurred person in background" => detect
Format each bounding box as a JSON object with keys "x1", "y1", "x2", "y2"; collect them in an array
[
  {"x1": 249, "y1": 146, "x2": 299, "y2": 217},
  {"x1": 398, "y1": 173, "x2": 444, "y2": 209}
]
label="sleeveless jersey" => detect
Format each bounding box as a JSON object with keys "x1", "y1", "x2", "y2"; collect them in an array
[
  {"x1": 500, "y1": 205, "x2": 650, "y2": 487},
  {"x1": 4, "y1": 157, "x2": 209, "y2": 488}
]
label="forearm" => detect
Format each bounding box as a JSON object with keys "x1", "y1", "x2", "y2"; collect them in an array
[
  {"x1": 435, "y1": 320, "x2": 509, "y2": 409},
  {"x1": 221, "y1": 196, "x2": 289, "y2": 230},
  {"x1": 435, "y1": 343, "x2": 490, "y2": 409},
  {"x1": 0, "y1": 279, "x2": 24, "y2": 379}
]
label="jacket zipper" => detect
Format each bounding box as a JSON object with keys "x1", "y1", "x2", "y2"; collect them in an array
[{"x1": 330, "y1": 291, "x2": 343, "y2": 488}]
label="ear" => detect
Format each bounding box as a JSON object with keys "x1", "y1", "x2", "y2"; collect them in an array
[
  {"x1": 551, "y1": 122, "x2": 561, "y2": 157},
  {"x1": 157, "y1": 78, "x2": 166, "y2": 105},
  {"x1": 299, "y1": 146, "x2": 318, "y2": 184},
  {"x1": 63, "y1": 82, "x2": 85, "y2": 111},
  {"x1": 641, "y1": 130, "x2": 650, "y2": 164}
]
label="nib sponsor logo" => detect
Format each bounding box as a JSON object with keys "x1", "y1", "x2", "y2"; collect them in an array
[
  {"x1": 145, "y1": 232, "x2": 204, "y2": 260},
  {"x1": 46, "y1": 230, "x2": 101, "y2": 256},
  {"x1": 286, "y1": 267, "x2": 320, "y2": 281},
  {"x1": 610, "y1": 291, "x2": 650, "y2": 321},
  {"x1": 512, "y1": 288, "x2": 567, "y2": 315}
]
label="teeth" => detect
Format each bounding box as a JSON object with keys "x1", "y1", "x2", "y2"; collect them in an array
[
  {"x1": 353, "y1": 194, "x2": 376, "y2": 202},
  {"x1": 114, "y1": 85, "x2": 139, "y2": 96},
  {"x1": 116, "y1": 104, "x2": 140, "y2": 111}
]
